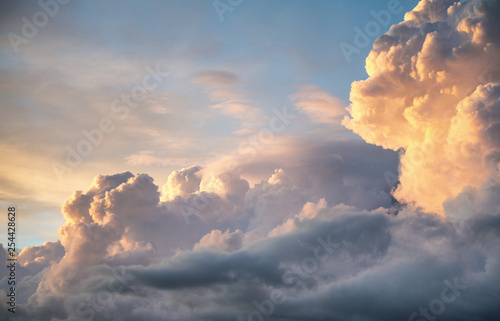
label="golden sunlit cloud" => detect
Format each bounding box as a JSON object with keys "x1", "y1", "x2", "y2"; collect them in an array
[{"x1": 343, "y1": 0, "x2": 500, "y2": 215}]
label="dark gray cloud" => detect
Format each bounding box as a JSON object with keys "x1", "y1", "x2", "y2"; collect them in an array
[{"x1": 4, "y1": 175, "x2": 500, "y2": 321}]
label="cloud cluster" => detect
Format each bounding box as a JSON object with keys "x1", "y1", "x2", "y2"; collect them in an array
[
  {"x1": 3, "y1": 158, "x2": 500, "y2": 321},
  {"x1": 0, "y1": 139, "x2": 397, "y2": 321},
  {"x1": 1, "y1": 1, "x2": 499, "y2": 321},
  {"x1": 343, "y1": 0, "x2": 500, "y2": 214},
  {"x1": 4, "y1": 188, "x2": 500, "y2": 320}
]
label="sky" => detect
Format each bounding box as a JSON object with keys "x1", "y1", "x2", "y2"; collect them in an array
[{"x1": 0, "y1": 0, "x2": 500, "y2": 320}]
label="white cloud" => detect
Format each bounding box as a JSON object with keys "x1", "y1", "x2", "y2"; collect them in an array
[{"x1": 343, "y1": 0, "x2": 500, "y2": 215}]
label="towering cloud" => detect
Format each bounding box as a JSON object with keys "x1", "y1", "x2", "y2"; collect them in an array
[{"x1": 343, "y1": 0, "x2": 500, "y2": 214}]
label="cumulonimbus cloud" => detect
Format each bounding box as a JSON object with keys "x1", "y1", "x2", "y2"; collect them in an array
[{"x1": 343, "y1": 0, "x2": 500, "y2": 215}]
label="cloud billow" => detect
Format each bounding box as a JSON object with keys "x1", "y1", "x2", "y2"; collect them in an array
[
  {"x1": 2, "y1": 1, "x2": 500, "y2": 321},
  {"x1": 343, "y1": 0, "x2": 500, "y2": 215}
]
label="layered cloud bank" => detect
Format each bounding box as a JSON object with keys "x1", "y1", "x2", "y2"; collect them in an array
[
  {"x1": 1, "y1": 165, "x2": 499, "y2": 321},
  {"x1": 343, "y1": 0, "x2": 500, "y2": 214},
  {"x1": 1, "y1": 1, "x2": 499, "y2": 321}
]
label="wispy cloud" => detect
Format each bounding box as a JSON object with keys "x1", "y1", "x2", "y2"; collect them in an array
[
  {"x1": 194, "y1": 70, "x2": 266, "y2": 134},
  {"x1": 291, "y1": 85, "x2": 346, "y2": 125}
]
